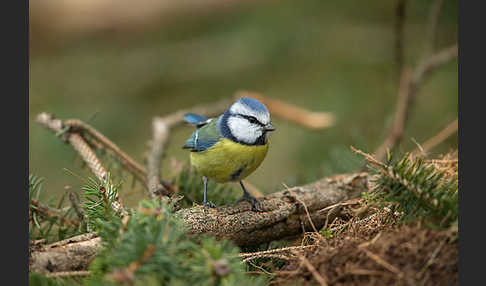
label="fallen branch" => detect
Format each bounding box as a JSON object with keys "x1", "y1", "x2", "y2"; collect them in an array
[
  {"x1": 175, "y1": 172, "x2": 368, "y2": 246},
  {"x1": 29, "y1": 233, "x2": 101, "y2": 274},
  {"x1": 29, "y1": 172, "x2": 370, "y2": 273}
]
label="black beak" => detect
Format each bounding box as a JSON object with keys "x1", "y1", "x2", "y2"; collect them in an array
[{"x1": 265, "y1": 123, "x2": 276, "y2": 132}]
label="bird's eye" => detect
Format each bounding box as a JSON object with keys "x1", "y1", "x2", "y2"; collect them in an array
[{"x1": 247, "y1": 116, "x2": 257, "y2": 124}]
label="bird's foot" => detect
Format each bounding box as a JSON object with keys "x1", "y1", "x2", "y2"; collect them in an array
[
  {"x1": 235, "y1": 195, "x2": 264, "y2": 212},
  {"x1": 203, "y1": 201, "x2": 216, "y2": 208}
]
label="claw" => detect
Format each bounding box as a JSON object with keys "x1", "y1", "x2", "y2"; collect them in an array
[
  {"x1": 203, "y1": 201, "x2": 216, "y2": 208},
  {"x1": 235, "y1": 195, "x2": 264, "y2": 212}
]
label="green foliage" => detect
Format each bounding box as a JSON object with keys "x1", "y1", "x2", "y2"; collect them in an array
[
  {"x1": 370, "y1": 153, "x2": 458, "y2": 229},
  {"x1": 29, "y1": 273, "x2": 73, "y2": 286},
  {"x1": 29, "y1": 174, "x2": 44, "y2": 203},
  {"x1": 82, "y1": 173, "x2": 122, "y2": 231},
  {"x1": 29, "y1": 273, "x2": 84, "y2": 286},
  {"x1": 31, "y1": 171, "x2": 267, "y2": 286},
  {"x1": 29, "y1": 174, "x2": 86, "y2": 242},
  {"x1": 319, "y1": 228, "x2": 334, "y2": 239},
  {"x1": 85, "y1": 198, "x2": 266, "y2": 285},
  {"x1": 175, "y1": 167, "x2": 240, "y2": 208}
]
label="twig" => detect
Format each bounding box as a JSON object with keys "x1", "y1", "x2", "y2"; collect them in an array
[
  {"x1": 373, "y1": 68, "x2": 411, "y2": 161},
  {"x1": 373, "y1": 0, "x2": 457, "y2": 162},
  {"x1": 242, "y1": 254, "x2": 291, "y2": 263},
  {"x1": 246, "y1": 260, "x2": 275, "y2": 276},
  {"x1": 360, "y1": 248, "x2": 404, "y2": 278},
  {"x1": 417, "y1": 237, "x2": 447, "y2": 278},
  {"x1": 108, "y1": 244, "x2": 156, "y2": 283},
  {"x1": 412, "y1": 43, "x2": 458, "y2": 89},
  {"x1": 64, "y1": 119, "x2": 148, "y2": 186},
  {"x1": 394, "y1": 0, "x2": 408, "y2": 74},
  {"x1": 45, "y1": 271, "x2": 91, "y2": 278},
  {"x1": 351, "y1": 146, "x2": 387, "y2": 169},
  {"x1": 293, "y1": 251, "x2": 328, "y2": 286},
  {"x1": 36, "y1": 113, "x2": 124, "y2": 213},
  {"x1": 238, "y1": 245, "x2": 317, "y2": 259},
  {"x1": 147, "y1": 118, "x2": 171, "y2": 197},
  {"x1": 329, "y1": 213, "x2": 378, "y2": 233},
  {"x1": 421, "y1": 0, "x2": 444, "y2": 59},
  {"x1": 67, "y1": 188, "x2": 85, "y2": 222},
  {"x1": 373, "y1": 43, "x2": 457, "y2": 162},
  {"x1": 30, "y1": 200, "x2": 80, "y2": 227},
  {"x1": 295, "y1": 196, "x2": 319, "y2": 234},
  {"x1": 234, "y1": 90, "x2": 335, "y2": 130},
  {"x1": 413, "y1": 118, "x2": 458, "y2": 156}
]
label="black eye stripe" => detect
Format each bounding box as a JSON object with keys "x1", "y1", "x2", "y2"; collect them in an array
[{"x1": 240, "y1": 115, "x2": 264, "y2": 126}]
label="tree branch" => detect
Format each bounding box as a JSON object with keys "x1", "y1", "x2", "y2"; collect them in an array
[
  {"x1": 63, "y1": 119, "x2": 148, "y2": 187},
  {"x1": 29, "y1": 233, "x2": 101, "y2": 274},
  {"x1": 394, "y1": 0, "x2": 408, "y2": 74},
  {"x1": 413, "y1": 118, "x2": 458, "y2": 156},
  {"x1": 373, "y1": 68, "x2": 411, "y2": 161},
  {"x1": 373, "y1": 43, "x2": 457, "y2": 162},
  {"x1": 421, "y1": 0, "x2": 444, "y2": 59},
  {"x1": 373, "y1": 0, "x2": 457, "y2": 162},
  {"x1": 36, "y1": 113, "x2": 124, "y2": 213}
]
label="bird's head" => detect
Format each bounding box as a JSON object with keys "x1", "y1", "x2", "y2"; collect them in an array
[{"x1": 220, "y1": 97, "x2": 276, "y2": 145}]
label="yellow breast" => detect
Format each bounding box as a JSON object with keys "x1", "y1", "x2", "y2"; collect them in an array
[{"x1": 190, "y1": 138, "x2": 269, "y2": 183}]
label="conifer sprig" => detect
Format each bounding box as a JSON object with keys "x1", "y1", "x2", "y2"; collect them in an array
[
  {"x1": 361, "y1": 151, "x2": 458, "y2": 229},
  {"x1": 29, "y1": 174, "x2": 87, "y2": 242},
  {"x1": 82, "y1": 173, "x2": 122, "y2": 231}
]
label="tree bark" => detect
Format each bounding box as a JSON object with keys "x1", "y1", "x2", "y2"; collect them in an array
[
  {"x1": 29, "y1": 233, "x2": 101, "y2": 274},
  {"x1": 179, "y1": 172, "x2": 369, "y2": 246},
  {"x1": 29, "y1": 172, "x2": 369, "y2": 273}
]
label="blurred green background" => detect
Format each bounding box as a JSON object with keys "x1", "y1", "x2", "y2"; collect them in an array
[{"x1": 29, "y1": 0, "x2": 457, "y2": 205}]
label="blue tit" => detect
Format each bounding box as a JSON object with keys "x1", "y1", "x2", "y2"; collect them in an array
[{"x1": 182, "y1": 97, "x2": 276, "y2": 211}]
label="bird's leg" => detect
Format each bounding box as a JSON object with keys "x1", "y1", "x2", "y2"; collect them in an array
[
  {"x1": 235, "y1": 181, "x2": 264, "y2": 212},
  {"x1": 202, "y1": 176, "x2": 216, "y2": 208}
]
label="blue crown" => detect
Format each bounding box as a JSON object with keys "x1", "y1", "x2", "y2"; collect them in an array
[{"x1": 236, "y1": 97, "x2": 269, "y2": 114}]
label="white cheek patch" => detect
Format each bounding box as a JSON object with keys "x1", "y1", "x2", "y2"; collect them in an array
[
  {"x1": 228, "y1": 116, "x2": 262, "y2": 144},
  {"x1": 230, "y1": 102, "x2": 270, "y2": 125}
]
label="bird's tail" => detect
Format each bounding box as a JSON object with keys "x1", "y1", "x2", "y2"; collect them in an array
[
  {"x1": 183, "y1": 113, "x2": 208, "y2": 128},
  {"x1": 183, "y1": 113, "x2": 207, "y2": 124}
]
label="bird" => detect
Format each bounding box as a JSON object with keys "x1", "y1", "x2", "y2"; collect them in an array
[{"x1": 182, "y1": 97, "x2": 276, "y2": 211}]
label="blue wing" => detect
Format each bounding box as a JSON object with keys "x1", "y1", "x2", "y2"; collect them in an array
[{"x1": 182, "y1": 118, "x2": 220, "y2": 152}]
